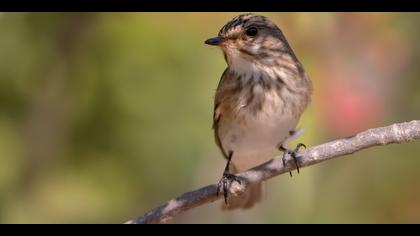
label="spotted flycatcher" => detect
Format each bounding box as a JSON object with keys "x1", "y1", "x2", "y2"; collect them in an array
[{"x1": 205, "y1": 13, "x2": 313, "y2": 210}]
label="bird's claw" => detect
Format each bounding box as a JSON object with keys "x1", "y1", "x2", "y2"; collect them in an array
[
  {"x1": 217, "y1": 172, "x2": 241, "y2": 205},
  {"x1": 281, "y1": 143, "x2": 306, "y2": 177}
]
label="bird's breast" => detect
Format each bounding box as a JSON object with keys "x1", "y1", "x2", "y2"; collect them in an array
[{"x1": 218, "y1": 87, "x2": 299, "y2": 172}]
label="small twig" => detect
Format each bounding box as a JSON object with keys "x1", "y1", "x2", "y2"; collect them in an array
[{"x1": 126, "y1": 120, "x2": 420, "y2": 224}]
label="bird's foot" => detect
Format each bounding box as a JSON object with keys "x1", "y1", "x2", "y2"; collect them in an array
[
  {"x1": 217, "y1": 172, "x2": 241, "y2": 205},
  {"x1": 280, "y1": 143, "x2": 306, "y2": 177}
]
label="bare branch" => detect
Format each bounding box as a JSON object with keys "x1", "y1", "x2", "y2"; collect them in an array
[{"x1": 126, "y1": 120, "x2": 420, "y2": 224}]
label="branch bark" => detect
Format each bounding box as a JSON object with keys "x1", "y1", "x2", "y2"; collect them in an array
[{"x1": 126, "y1": 120, "x2": 420, "y2": 224}]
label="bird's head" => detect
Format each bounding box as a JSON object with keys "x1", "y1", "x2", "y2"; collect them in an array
[{"x1": 205, "y1": 13, "x2": 295, "y2": 72}]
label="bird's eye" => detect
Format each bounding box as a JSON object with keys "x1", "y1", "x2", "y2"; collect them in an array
[{"x1": 246, "y1": 27, "x2": 258, "y2": 37}]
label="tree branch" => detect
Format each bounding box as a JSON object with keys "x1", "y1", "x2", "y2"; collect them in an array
[{"x1": 126, "y1": 120, "x2": 420, "y2": 224}]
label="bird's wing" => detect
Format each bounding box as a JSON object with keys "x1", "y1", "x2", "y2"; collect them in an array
[{"x1": 213, "y1": 68, "x2": 229, "y2": 160}]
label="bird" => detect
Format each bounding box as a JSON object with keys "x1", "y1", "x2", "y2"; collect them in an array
[{"x1": 204, "y1": 13, "x2": 313, "y2": 210}]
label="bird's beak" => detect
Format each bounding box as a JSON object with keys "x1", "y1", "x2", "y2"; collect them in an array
[{"x1": 205, "y1": 36, "x2": 225, "y2": 46}]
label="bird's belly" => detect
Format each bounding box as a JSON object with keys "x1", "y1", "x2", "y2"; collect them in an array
[{"x1": 222, "y1": 110, "x2": 298, "y2": 172}]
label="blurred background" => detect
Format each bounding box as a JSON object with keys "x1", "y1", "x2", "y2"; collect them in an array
[{"x1": 0, "y1": 12, "x2": 419, "y2": 223}]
